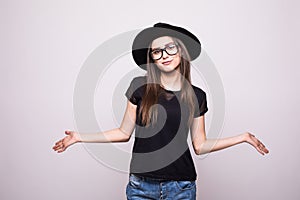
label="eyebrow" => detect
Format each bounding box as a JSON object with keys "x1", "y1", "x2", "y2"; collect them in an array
[{"x1": 151, "y1": 42, "x2": 175, "y2": 50}]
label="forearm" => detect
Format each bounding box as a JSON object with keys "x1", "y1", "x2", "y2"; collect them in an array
[
  {"x1": 78, "y1": 128, "x2": 131, "y2": 143},
  {"x1": 197, "y1": 134, "x2": 246, "y2": 155}
]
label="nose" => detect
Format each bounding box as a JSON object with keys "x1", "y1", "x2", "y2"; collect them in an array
[{"x1": 162, "y1": 49, "x2": 169, "y2": 59}]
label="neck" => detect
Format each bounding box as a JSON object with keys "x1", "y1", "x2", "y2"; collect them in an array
[{"x1": 160, "y1": 69, "x2": 182, "y2": 91}]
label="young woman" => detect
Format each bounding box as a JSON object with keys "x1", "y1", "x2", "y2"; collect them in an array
[{"x1": 53, "y1": 22, "x2": 269, "y2": 200}]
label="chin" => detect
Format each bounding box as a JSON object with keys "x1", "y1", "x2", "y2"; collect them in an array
[{"x1": 158, "y1": 64, "x2": 180, "y2": 73}]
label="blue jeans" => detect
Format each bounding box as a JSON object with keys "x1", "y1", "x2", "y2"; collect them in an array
[{"x1": 126, "y1": 174, "x2": 196, "y2": 200}]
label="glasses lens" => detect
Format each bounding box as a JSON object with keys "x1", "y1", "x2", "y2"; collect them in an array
[
  {"x1": 150, "y1": 49, "x2": 162, "y2": 60},
  {"x1": 150, "y1": 43, "x2": 178, "y2": 60},
  {"x1": 165, "y1": 44, "x2": 178, "y2": 55}
]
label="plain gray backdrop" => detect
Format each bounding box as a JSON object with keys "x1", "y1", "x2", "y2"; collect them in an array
[{"x1": 1, "y1": 0, "x2": 299, "y2": 199}]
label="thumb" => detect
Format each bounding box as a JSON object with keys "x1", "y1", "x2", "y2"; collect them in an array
[{"x1": 65, "y1": 130, "x2": 72, "y2": 135}]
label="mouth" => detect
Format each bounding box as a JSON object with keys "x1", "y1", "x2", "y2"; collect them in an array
[{"x1": 162, "y1": 60, "x2": 173, "y2": 65}]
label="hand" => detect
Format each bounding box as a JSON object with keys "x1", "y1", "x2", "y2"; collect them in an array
[
  {"x1": 243, "y1": 132, "x2": 269, "y2": 155},
  {"x1": 52, "y1": 130, "x2": 81, "y2": 153}
]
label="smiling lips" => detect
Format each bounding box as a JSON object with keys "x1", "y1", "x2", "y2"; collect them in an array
[{"x1": 162, "y1": 60, "x2": 173, "y2": 65}]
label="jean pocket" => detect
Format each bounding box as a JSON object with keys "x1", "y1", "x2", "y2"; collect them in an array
[
  {"x1": 175, "y1": 180, "x2": 196, "y2": 191},
  {"x1": 128, "y1": 174, "x2": 142, "y2": 189}
]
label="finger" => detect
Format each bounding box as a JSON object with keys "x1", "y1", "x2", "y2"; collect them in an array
[
  {"x1": 256, "y1": 140, "x2": 269, "y2": 153},
  {"x1": 56, "y1": 145, "x2": 64, "y2": 153},
  {"x1": 53, "y1": 142, "x2": 62, "y2": 148},
  {"x1": 247, "y1": 135, "x2": 268, "y2": 155},
  {"x1": 255, "y1": 140, "x2": 264, "y2": 150},
  {"x1": 58, "y1": 146, "x2": 67, "y2": 153},
  {"x1": 258, "y1": 140, "x2": 269, "y2": 153},
  {"x1": 263, "y1": 147, "x2": 269, "y2": 154},
  {"x1": 250, "y1": 140, "x2": 265, "y2": 155},
  {"x1": 53, "y1": 143, "x2": 61, "y2": 150},
  {"x1": 258, "y1": 144, "x2": 268, "y2": 155},
  {"x1": 258, "y1": 143, "x2": 265, "y2": 151},
  {"x1": 53, "y1": 144, "x2": 62, "y2": 151},
  {"x1": 260, "y1": 142, "x2": 266, "y2": 148},
  {"x1": 53, "y1": 146, "x2": 61, "y2": 152},
  {"x1": 256, "y1": 146, "x2": 265, "y2": 155},
  {"x1": 253, "y1": 137, "x2": 266, "y2": 147},
  {"x1": 55, "y1": 139, "x2": 65, "y2": 145},
  {"x1": 249, "y1": 133, "x2": 255, "y2": 138},
  {"x1": 54, "y1": 141, "x2": 65, "y2": 150},
  {"x1": 248, "y1": 138, "x2": 258, "y2": 148},
  {"x1": 251, "y1": 136, "x2": 260, "y2": 144}
]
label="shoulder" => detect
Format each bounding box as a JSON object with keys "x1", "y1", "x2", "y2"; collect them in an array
[
  {"x1": 131, "y1": 75, "x2": 147, "y2": 85},
  {"x1": 191, "y1": 84, "x2": 207, "y2": 97},
  {"x1": 191, "y1": 84, "x2": 209, "y2": 116},
  {"x1": 191, "y1": 84, "x2": 207, "y2": 103},
  {"x1": 127, "y1": 76, "x2": 147, "y2": 93},
  {"x1": 125, "y1": 76, "x2": 147, "y2": 103}
]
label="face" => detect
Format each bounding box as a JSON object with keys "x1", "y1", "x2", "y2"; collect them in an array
[{"x1": 150, "y1": 36, "x2": 181, "y2": 73}]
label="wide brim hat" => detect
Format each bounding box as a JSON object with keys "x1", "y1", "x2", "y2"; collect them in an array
[{"x1": 132, "y1": 22, "x2": 201, "y2": 70}]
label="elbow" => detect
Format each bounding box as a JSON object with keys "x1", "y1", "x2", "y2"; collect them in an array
[
  {"x1": 193, "y1": 143, "x2": 208, "y2": 155},
  {"x1": 119, "y1": 128, "x2": 132, "y2": 142},
  {"x1": 193, "y1": 144, "x2": 202, "y2": 155},
  {"x1": 194, "y1": 147, "x2": 203, "y2": 155},
  {"x1": 122, "y1": 135, "x2": 131, "y2": 142}
]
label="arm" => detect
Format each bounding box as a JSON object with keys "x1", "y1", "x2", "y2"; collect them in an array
[
  {"x1": 52, "y1": 100, "x2": 137, "y2": 153},
  {"x1": 190, "y1": 115, "x2": 269, "y2": 156},
  {"x1": 79, "y1": 100, "x2": 136, "y2": 143}
]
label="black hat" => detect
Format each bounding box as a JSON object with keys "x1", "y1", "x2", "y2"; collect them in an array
[{"x1": 132, "y1": 22, "x2": 201, "y2": 70}]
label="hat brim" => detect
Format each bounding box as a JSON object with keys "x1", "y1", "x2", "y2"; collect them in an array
[{"x1": 132, "y1": 25, "x2": 201, "y2": 70}]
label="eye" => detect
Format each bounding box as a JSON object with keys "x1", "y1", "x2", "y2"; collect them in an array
[
  {"x1": 151, "y1": 49, "x2": 161, "y2": 55},
  {"x1": 166, "y1": 44, "x2": 176, "y2": 50}
]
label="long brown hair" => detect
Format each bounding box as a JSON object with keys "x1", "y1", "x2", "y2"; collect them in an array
[{"x1": 139, "y1": 37, "x2": 198, "y2": 127}]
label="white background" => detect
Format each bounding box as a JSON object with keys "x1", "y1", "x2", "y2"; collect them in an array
[{"x1": 1, "y1": 0, "x2": 299, "y2": 199}]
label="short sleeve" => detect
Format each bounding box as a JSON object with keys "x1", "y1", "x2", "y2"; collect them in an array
[
  {"x1": 125, "y1": 77, "x2": 145, "y2": 105},
  {"x1": 193, "y1": 88, "x2": 208, "y2": 118}
]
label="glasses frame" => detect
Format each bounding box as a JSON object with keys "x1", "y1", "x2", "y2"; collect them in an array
[{"x1": 150, "y1": 43, "x2": 179, "y2": 60}]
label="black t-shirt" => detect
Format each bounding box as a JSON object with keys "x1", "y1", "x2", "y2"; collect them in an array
[{"x1": 125, "y1": 76, "x2": 208, "y2": 181}]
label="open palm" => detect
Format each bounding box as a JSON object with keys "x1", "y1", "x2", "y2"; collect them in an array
[{"x1": 52, "y1": 130, "x2": 80, "y2": 153}]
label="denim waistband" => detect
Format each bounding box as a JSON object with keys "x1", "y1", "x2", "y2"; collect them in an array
[{"x1": 129, "y1": 173, "x2": 169, "y2": 182}]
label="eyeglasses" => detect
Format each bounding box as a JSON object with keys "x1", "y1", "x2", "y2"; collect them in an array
[{"x1": 150, "y1": 43, "x2": 179, "y2": 60}]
